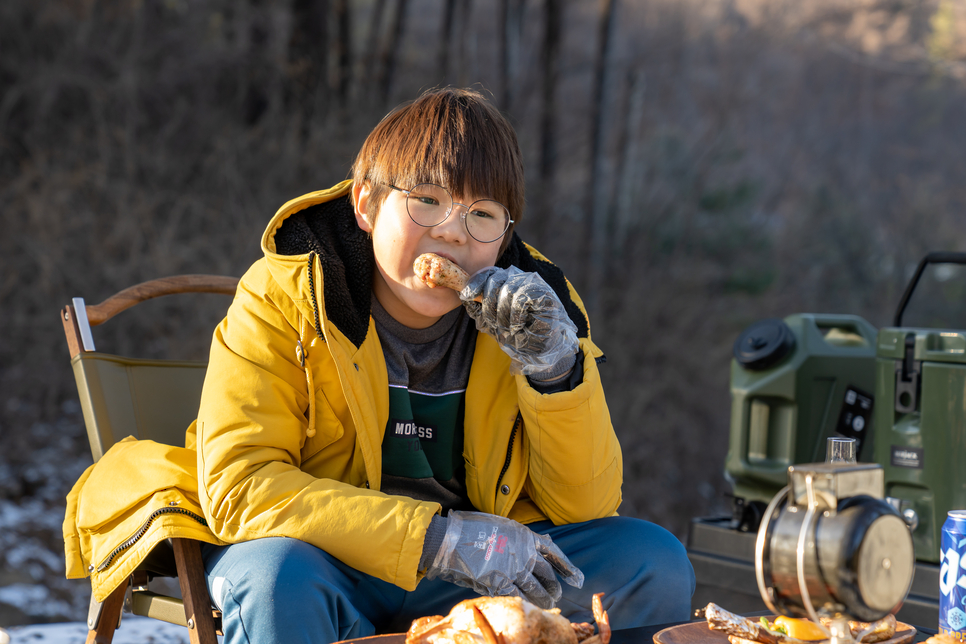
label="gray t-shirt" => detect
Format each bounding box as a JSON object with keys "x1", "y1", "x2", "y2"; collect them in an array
[{"x1": 371, "y1": 296, "x2": 478, "y2": 514}]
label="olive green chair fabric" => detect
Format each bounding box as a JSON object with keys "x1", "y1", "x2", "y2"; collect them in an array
[
  {"x1": 61, "y1": 275, "x2": 237, "y2": 644},
  {"x1": 71, "y1": 353, "x2": 207, "y2": 462}
]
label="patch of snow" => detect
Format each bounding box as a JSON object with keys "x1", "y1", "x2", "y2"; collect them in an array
[
  {"x1": 0, "y1": 584, "x2": 73, "y2": 618},
  {"x1": 7, "y1": 540, "x2": 64, "y2": 572},
  {"x1": 6, "y1": 616, "x2": 217, "y2": 643},
  {"x1": 0, "y1": 499, "x2": 63, "y2": 533}
]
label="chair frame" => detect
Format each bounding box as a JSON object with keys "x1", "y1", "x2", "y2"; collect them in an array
[{"x1": 62, "y1": 275, "x2": 238, "y2": 644}]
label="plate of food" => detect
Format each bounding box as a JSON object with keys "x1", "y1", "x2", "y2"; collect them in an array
[
  {"x1": 654, "y1": 604, "x2": 916, "y2": 644},
  {"x1": 337, "y1": 593, "x2": 612, "y2": 644}
]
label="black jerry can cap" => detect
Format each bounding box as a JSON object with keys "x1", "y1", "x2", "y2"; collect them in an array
[{"x1": 733, "y1": 318, "x2": 796, "y2": 370}]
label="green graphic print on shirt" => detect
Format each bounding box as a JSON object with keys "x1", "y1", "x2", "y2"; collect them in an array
[{"x1": 382, "y1": 385, "x2": 465, "y2": 481}]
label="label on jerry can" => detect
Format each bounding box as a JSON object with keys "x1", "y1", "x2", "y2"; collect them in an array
[{"x1": 940, "y1": 510, "x2": 966, "y2": 639}]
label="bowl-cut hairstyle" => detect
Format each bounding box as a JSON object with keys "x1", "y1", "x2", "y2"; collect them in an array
[{"x1": 351, "y1": 87, "x2": 525, "y2": 255}]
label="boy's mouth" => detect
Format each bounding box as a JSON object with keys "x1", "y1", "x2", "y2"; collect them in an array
[
  {"x1": 413, "y1": 253, "x2": 472, "y2": 294},
  {"x1": 423, "y1": 251, "x2": 458, "y2": 265}
]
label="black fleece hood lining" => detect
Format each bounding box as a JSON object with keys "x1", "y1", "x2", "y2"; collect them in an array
[
  {"x1": 495, "y1": 237, "x2": 590, "y2": 340},
  {"x1": 273, "y1": 195, "x2": 589, "y2": 349}
]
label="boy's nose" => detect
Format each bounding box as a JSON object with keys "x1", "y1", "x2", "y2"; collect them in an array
[{"x1": 432, "y1": 205, "x2": 468, "y2": 242}]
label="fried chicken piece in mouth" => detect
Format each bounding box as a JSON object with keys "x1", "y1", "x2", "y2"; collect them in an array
[{"x1": 413, "y1": 253, "x2": 471, "y2": 292}]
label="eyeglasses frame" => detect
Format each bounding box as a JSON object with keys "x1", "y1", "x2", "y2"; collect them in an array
[{"x1": 386, "y1": 183, "x2": 514, "y2": 244}]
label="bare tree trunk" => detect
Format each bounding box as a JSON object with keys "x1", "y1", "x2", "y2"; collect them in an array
[
  {"x1": 604, "y1": 67, "x2": 646, "y2": 320},
  {"x1": 438, "y1": 0, "x2": 457, "y2": 84},
  {"x1": 364, "y1": 0, "x2": 388, "y2": 100},
  {"x1": 499, "y1": 0, "x2": 524, "y2": 112},
  {"x1": 243, "y1": 0, "x2": 273, "y2": 126},
  {"x1": 614, "y1": 67, "x2": 647, "y2": 244},
  {"x1": 332, "y1": 0, "x2": 351, "y2": 106},
  {"x1": 498, "y1": 0, "x2": 509, "y2": 106},
  {"x1": 457, "y1": 0, "x2": 475, "y2": 88},
  {"x1": 287, "y1": 0, "x2": 329, "y2": 132},
  {"x1": 584, "y1": 0, "x2": 616, "y2": 314},
  {"x1": 378, "y1": 0, "x2": 410, "y2": 105},
  {"x1": 533, "y1": 0, "x2": 561, "y2": 248}
]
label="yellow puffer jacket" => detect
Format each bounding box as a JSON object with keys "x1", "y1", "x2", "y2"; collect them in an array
[
  {"x1": 65, "y1": 180, "x2": 622, "y2": 600},
  {"x1": 64, "y1": 437, "x2": 227, "y2": 602}
]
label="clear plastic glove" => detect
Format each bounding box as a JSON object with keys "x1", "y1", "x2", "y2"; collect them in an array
[
  {"x1": 460, "y1": 267, "x2": 579, "y2": 377},
  {"x1": 425, "y1": 510, "x2": 584, "y2": 609}
]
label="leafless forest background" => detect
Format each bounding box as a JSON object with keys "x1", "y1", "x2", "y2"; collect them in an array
[{"x1": 2, "y1": 0, "x2": 966, "y2": 626}]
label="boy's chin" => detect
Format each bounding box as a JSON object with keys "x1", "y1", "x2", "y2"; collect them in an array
[
  {"x1": 407, "y1": 289, "x2": 462, "y2": 317},
  {"x1": 412, "y1": 290, "x2": 462, "y2": 317}
]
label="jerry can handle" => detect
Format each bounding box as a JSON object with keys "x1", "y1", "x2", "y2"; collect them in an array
[
  {"x1": 894, "y1": 252, "x2": 966, "y2": 326},
  {"x1": 808, "y1": 314, "x2": 877, "y2": 343}
]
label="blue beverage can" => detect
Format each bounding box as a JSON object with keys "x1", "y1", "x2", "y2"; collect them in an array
[{"x1": 941, "y1": 510, "x2": 966, "y2": 639}]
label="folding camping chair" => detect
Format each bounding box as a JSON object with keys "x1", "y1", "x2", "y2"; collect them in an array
[{"x1": 61, "y1": 274, "x2": 238, "y2": 644}]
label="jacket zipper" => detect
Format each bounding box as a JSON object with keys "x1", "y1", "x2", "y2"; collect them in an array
[
  {"x1": 494, "y1": 412, "x2": 523, "y2": 500},
  {"x1": 94, "y1": 506, "x2": 209, "y2": 573},
  {"x1": 307, "y1": 252, "x2": 325, "y2": 342}
]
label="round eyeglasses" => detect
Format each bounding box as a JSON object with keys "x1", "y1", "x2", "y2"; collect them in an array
[{"x1": 387, "y1": 183, "x2": 513, "y2": 243}]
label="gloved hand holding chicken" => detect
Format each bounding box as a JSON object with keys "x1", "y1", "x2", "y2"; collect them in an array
[
  {"x1": 461, "y1": 266, "x2": 579, "y2": 378},
  {"x1": 413, "y1": 254, "x2": 579, "y2": 378}
]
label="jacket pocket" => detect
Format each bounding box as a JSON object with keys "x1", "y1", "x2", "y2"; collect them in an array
[
  {"x1": 75, "y1": 438, "x2": 199, "y2": 533},
  {"x1": 301, "y1": 386, "x2": 345, "y2": 460}
]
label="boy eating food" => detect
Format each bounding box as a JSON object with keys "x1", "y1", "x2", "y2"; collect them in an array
[{"x1": 192, "y1": 87, "x2": 695, "y2": 644}]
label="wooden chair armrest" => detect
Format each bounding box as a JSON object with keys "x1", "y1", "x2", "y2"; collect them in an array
[
  {"x1": 61, "y1": 275, "x2": 238, "y2": 358},
  {"x1": 85, "y1": 275, "x2": 239, "y2": 326}
]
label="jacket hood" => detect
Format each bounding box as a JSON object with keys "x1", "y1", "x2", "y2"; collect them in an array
[{"x1": 260, "y1": 180, "x2": 590, "y2": 349}]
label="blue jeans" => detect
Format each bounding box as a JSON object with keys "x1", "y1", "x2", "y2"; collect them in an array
[{"x1": 202, "y1": 516, "x2": 695, "y2": 644}]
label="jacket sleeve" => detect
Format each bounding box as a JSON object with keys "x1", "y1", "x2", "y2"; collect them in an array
[
  {"x1": 515, "y1": 337, "x2": 623, "y2": 525},
  {"x1": 196, "y1": 266, "x2": 438, "y2": 591}
]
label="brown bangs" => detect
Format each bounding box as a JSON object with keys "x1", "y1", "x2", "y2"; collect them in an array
[{"x1": 351, "y1": 88, "x2": 525, "y2": 253}]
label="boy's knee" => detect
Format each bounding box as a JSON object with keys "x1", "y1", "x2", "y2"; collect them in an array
[
  {"x1": 570, "y1": 517, "x2": 693, "y2": 626},
  {"x1": 576, "y1": 516, "x2": 692, "y2": 585},
  {"x1": 206, "y1": 538, "x2": 368, "y2": 643},
  {"x1": 605, "y1": 518, "x2": 693, "y2": 594},
  {"x1": 636, "y1": 521, "x2": 694, "y2": 620},
  {"x1": 639, "y1": 521, "x2": 694, "y2": 589},
  {"x1": 208, "y1": 537, "x2": 335, "y2": 605}
]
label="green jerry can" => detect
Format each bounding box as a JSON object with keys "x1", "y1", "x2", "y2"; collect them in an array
[
  {"x1": 725, "y1": 313, "x2": 878, "y2": 530},
  {"x1": 874, "y1": 252, "x2": 966, "y2": 563}
]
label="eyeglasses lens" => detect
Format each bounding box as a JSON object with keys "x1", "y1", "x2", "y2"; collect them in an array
[
  {"x1": 405, "y1": 183, "x2": 509, "y2": 243},
  {"x1": 405, "y1": 184, "x2": 450, "y2": 226},
  {"x1": 464, "y1": 200, "x2": 510, "y2": 243}
]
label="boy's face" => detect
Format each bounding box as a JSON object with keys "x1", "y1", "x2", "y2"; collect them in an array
[{"x1": 354, "y1": 182, "x2": 502, "y2": 329}]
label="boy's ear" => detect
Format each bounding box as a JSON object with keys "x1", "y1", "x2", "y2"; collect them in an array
[{"x1": 353, "y1": 182, "x2": 373, "y2": 234}]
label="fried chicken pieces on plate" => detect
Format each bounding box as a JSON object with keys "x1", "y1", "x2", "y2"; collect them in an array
[{"x1": 406, "y1": 594, "x2": 610, "y2": 644}]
